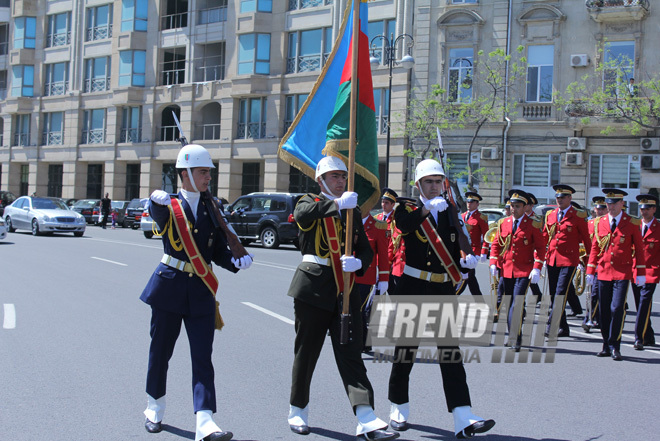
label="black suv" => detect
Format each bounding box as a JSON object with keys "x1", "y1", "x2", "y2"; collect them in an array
[
  {"x1": 124, "y1": 198, "x2": 149, "y2": 229},
  {"x1": 226, "y1": 192, "x2": 305, "y2": 249}
]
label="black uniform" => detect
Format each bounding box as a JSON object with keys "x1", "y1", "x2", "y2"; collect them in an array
[
  {"x1": 387, "y1": 200, "x2": 471, "y2": 412},
  {"x1": 288, "y1": 193, "x2": 375, "y2": 411}
]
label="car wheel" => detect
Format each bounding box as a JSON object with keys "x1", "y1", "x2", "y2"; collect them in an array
[
  {"x1": 31, "y1": 218, "x2": 40, "y2": 236},
  {"x1": 144, "y1": 231, "x2": 154, "y2": 239},
  {"x1": 260, "y1": 226, "x2": 280, "y2": 249},
  {"x1": 73, "y1": 232, "x2": 84, "y2": 237},
  {"x1": 5, "y1": 216, "x2": 15, "y2": 232}
]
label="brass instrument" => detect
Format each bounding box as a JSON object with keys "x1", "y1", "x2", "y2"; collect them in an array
[
  {"x1": 573, "y1": 244, "x2": 587, "y2": 296},
  {"x1": 484, "y1": 226, "x2": 498, "y2": 244}
]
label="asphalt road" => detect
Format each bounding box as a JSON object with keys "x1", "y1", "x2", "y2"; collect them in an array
[{"x1": 0, "y1": 227, "x2": 658, "y2": 441}]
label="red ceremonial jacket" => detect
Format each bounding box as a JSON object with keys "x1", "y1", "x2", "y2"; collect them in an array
[
  {"x1": 377, "y1": 211, "x2": 406, "y2": 277},
  {"x1": 490, "y1": 215, "x2": 546, "y2": 278},
  {"x1": 586, "y1": 213, "x2": 645, "y2": 281},
  {"x1": 462, "y1": 209, "x2": 489, "y2": 256},
  {"x1": 635, "y1": 217, "x2": 660, "y2": 283},
  {"x1": 355, "y1": 215, "x2": 390, "y2": 285},
  {"x1": 543, "y1": 206, "x2": 591, "y2": 267}
]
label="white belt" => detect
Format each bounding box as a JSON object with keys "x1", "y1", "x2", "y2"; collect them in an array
[
  {"x1": 161, "y1": 254, "x2": 193, "y2": 273},
  {"x1": 403, "y1": 265, "x2": 448, "y2": 283},
  {"x1": 302, "y1": 254, "x2": 330, "y2": 266}
]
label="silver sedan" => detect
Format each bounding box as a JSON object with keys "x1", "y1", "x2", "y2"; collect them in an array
[{"x1": 4, "y1": 196, "x2": 86, "y2": 237}]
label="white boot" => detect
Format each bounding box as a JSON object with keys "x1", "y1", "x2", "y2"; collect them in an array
[
  {"x1": 195, "y1": 410, "x2": 222, "y2": 441},
  {"x1": 389, "y1": 402, "x2": 409, "y2": 431},
  {"x1": 288, "y1": 404, "x2": 310, "y2": 435},
  {"x1": 355, "y1": 405, "x2": 387, "y2": 436},
  {"x1": 144, "y1": 394, "x2": 165, "y2": 423},
  {"x1": 452, "y1": 405, "x2": 495, "y2": 438}
]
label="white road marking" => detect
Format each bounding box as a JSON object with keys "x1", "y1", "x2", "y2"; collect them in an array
[
  {"x1": 242, "y1": 302, "x2": 294, "y2": 325},
  {"x1": 251, "y1": 261, "x2": 297, "y2": 271},
  {"x1": 91, "y1": 257, "x2": 128, "y2": 266},
  {"x1": 85, "y1": 237, "x2": 161, "y2": 250},
  {"x1": 3, "y1": 304, "x2": 16, "y2": 329}
]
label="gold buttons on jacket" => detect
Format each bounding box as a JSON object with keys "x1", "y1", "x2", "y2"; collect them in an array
[
  {"x1": 189, "y1": 273, "x2": 193, "y2": 278},
  {"x1": 194, "y1": 229, "x2": 199, "y2": 233}
]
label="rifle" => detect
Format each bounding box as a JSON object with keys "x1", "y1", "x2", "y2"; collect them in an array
[{"x1": 172, "y1": 112, "x2": 250, "y2": 260}]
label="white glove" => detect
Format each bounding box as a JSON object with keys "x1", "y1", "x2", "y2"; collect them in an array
[
  {"x1": 480, "y1": 254, "x2": 488, "y2": 263},
  {"x1": 577, "y1": 264, "x2": 584, "y2": 273},
  {"x1": 335, "y1": 192, "x2": 358, "y2": 211},
  {"x1": 461, "y1": 272, "x2": 469, "y2": 280},
  {"x1": 424, "y1": 197, "x2": 448, "y2": 213},
  {"x1": 460, "y1": 254, "x2": 478, "y2": 269},
  {"x1": 490, "y1": 265, "x2": 498, "y2": 277},
  {"x1": 529, "y1": 268, "x2": 541, "y2": 284},
  {"x1": 377, "y1": 281, "x2": 388, "y2": 294},
  {"x1": 150, "y1": 190, "x2": 171, "y2": 206},
  {"x1": 586, "y1": 274, "x2": 595, "y2": 286},
  {"x1": 231, "y1": 253, "x2": 254, "y2": 270},
  {"x1": 340, "y1": 255, "x2": 362, "y2": 272},
  {"x1": 636, "y1": 276, "x2": 646, "y2": 286}
]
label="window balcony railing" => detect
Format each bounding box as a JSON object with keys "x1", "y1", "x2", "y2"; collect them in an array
[
  {"x1": 13, "y1": 133, "x2": 30, "y2": 146},
  {"x1": 84, "y1": 77, "x2": 110, "y2": 93},
  {"x1": 586, "y1": 0, "x2": 649, "y2": 10},
  {"x1": 87, "y1": 24, "x2": 112, "y2": 41},
  {"x1": 46, "y1": 31, "x2": 71, "y2": 47},
  {"x1": 44, "y1": 81, "x2": 68, "y2": 96},
  {"x1": 42, "y1": 131, "x2": 63, "y2": 145},
  {"x1": 289, "y1": 0, "x2": 332, "y2": 11},
  {"x1": 196, "y1": 63, "x2": 225, "y2": 82},
  {"x1": 287, "y1": 54, "x2": 322, "y2": 74},
  {"x1": 81, "y1": 129, "x2": 105, "y2": 144},
  {"x1": 283, "y1": 120, "x2": 293, "y2": 136},
  {"x1": 198, "y1": 6, "x2": 227, "y2": 24},
  {"x1": 161, "y1": 12, "x2": 188, "y2": 30},
  {"x1": 197, "y1": 124, "x2": 221, "y2": 140},
  {"x1": 160, "y1": 125, "x2": 179, "y2": 142},
  {"x1": 376, "y1": 115, "x2": 389, "y2": 135},
  {"x1": 162, "y1": 68, "x2": 185, "y2": 86},
  {"x1": 237, "y1": 122, "x2": 266, "y2": 139},
  {"x1": 120, "y1": 128, "x2": 141, "y2": 143},
  {"x1": 522, "y1": 103, "x2": 553, "y2": 120}
]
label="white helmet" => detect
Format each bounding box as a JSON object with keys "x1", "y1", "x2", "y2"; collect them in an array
[
  {"x1": 176, "y1": 144, "x2": 215, "y2": 169},
  {"x1": 415, "y1": 159, "x2": 445, "y2": 184},
  {"x1": 315, "y1": 156, "x2": 348, "y2": 180}
]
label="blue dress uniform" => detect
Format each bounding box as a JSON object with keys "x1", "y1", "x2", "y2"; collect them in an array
[{"x1": 141, "y1": 194, "x2": 237, "y2": 414}]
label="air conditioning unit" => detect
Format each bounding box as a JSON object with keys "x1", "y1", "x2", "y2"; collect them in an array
[
  {"x1": 570, "y1": 54, "x2": 589, "y2": 67},
  {"x1": 567, "y1": 137, "x2": 587, "y2": 151},
  {"x1": 480, "y1": 147, "x2": 498, "y2": 160},
  {"x1": 640, "y1": 155, "x2": 660, "y2": 170},
  {"x1": 565, "y1": 152, "x2": 584, "y2": 166},
  {"x1": 640, "y1": 137, "x2": 660, "y2": 152}
]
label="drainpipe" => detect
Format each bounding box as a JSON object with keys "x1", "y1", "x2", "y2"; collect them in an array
[
  {"x1": 501, "y1": 0, "x2": 513, "y2": 203},
  {"x1": 501, "y1": 116, "x2": 511, "y2": 203}
]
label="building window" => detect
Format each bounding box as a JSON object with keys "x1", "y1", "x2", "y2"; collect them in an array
[
  {"x1": 44, "y1": 62, "x2": 69, "y2": 96},
  {"x1": 241, "y1": 162, "x2": 261, "y2": 194},
  {"x1": 448, "y1": 48, "x2": 473, "y2": 103},
  {"x1": 13, "y1": 115, "x2": 30, "y2": 146},
  {"x1": 590, "y1": 154, "x2": 640, "y2": 189},
  {"x1": 0, "y1": 24, "x2": 9, "y2": 55},
  {"x1": 237, "y1": 98, "x2": 267, "y2": 139},
  {"x1": 20, "y1": 164, "x2": 29, "y2": 196},
  {"x1": 121, "y1": 0, "x2": 148, "y2": 32},
  {"x1": 82, "y1": 109, "x2": 106, "y2": 144},
  {"x1": 161, "y1": 106, "x2": 180, "y2": 141},
  {"x1": 603, "y1": 41, "x2": 635, "y2": 97},
  {"x1": 161, "y1": 48, "x2": 186, "y2": 85},
  {"x1": 512, "y1": 154, "x2": 560, "y2": 203},
  {"x1": 526, "y1": 45, "x2": 553, "y2": 103},
  {"x1": 446, "y1": 153, "x2": 480, "y2": 191},
  {"x1": 42, "y1": 112, "x2": 64, "y2": 145},
  {"x1": 284, "y1": 93, "x2": 308, "y2": 135},
  {"x1": 11, "y1": 65, "x2": 34, "y2": 97},
  {"x1": 194, "y1": 43, "x2": 225, "y2": 82},
  {"x1": 161, "y1": 0, "x2": 188, "y2": 30},
  {"x1": 287, "y1": 27, "x2": 332, "y2": 73},
  {"x1": 47, "y1": 164, "x2": 63, "y2": 198},
  {"x1": 84, "y1": 57, "x2": 111, "y2": 93},
  {"x1": 289, "y1": 166, "x2": 320, "y2": 193},
  {"x1": 367, "y1": 19, "x2": 396, "y2": 65},
  {"x1": 373, "y1": 88, "x2": 389, "y2": 135},
  {"x1": 120, "y1": 106, "x2": 142, "y2": 143},
  {"x1": 289, "y1": 0, "x2": 332, "y2": 11},
  {"x1": 238, "y1": 33, "x2": 271, "y2": 75},
  {"x1": 46, "y1": 12, "x2": 71, "y2": 47},
  {"x1": 162, "y1": 163, "x2": 178, "y2": 193},
  {"x1": 119, "y1": 50, "x2": 146, "y2": 86},
  {"x1": 87, "y1": 164, "x2": 103, "y2": 199},
  {"x1": 125, "y1": 163, "x2": 141, "y2": 200},
  {"x1": 452, "y1": 0, "x2": 477, "y2": 3},
  {"x1": 240, "y1": 0, "x2": 272, "y2": 13},
  {"x1": 14, "y1": 17, "x2": 36, "y2": 49},
  {"x1": 198, "y1": 0, "x2": 228, "y2": 24},
  {"x1": 0, "y1": 70, "x2": 6, "y2": 100},
  {"x1": 86, "y1": 4, "x2": 113, "y2": 41}
]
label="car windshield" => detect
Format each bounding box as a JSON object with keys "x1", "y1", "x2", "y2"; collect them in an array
[
  {"x1": 75, "y1": 200, "x2": 97, "y2": 208},
  {"x1": 32, "y1": 198, "x2": 68, "y2": 210},
  {"x1": 128, "y1": 199, "x2": 143, "y2": 209},
  {"x1": 111, "y1": 201, "x2": 127, "y2": 209}
]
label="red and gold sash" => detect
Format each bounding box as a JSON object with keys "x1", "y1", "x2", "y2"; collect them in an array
[
  {"x1": 170, "y1": 198, "x2": 224, "y2": 330},
  {"x1": 323, "y1": 216, "x2": 355, "y2": 296},
  {"x1": 420, "y1": 217, "x2": 462, "y2": 285}
]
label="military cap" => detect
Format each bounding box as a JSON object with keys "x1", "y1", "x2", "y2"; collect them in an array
[
  {"x1": 592, "y1": 196, "x2": 606, "y2": 208},
  {"x1": 526, "y1": 192, "x2": 538, "y2": 206},
  {"x1": 636, "y1": 194, "x2": 658, "y2": 209},
  {"x1": 504, "y1": 197, "x2": 511, "y2": 207},
  {"x1": 508, "y1": 189, "x2": 529, "y2": 205},
  {"x1": 553, "y1": 184, "x2": 576, "y2": 198},
  {"x1": 602, "y1": 188, "x2": 628, "y2": 203},
  {"x1": 570, "y1": 201, "x2": 584, "y2": 210},
  {"x1": 464, "y1": 191, "x2": 482, "y2": 202},
  {"x1": 381, "y1": 188, "x2": 398, "y2": 203}
]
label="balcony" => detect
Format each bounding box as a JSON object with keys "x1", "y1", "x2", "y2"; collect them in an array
[
  {"x1": 237, "y1": 122, "x2": 266, "y2": 139},
  {"x1": 161, "y1": 12, "x2": 188, "y2": 30},
  {"x1": 87, "y1": 24, "x2": 112, "y2": 41},
  {"x1": 289, "y1": 0, "x2": 332, "y2": 11},
  {"x1": 521, "y1": 103, "x2": 553, "y2": 121},
  {"x1": 42, "y1": 131, "x2": 63, "y2": 146},
  {"x1": 84, "y1": 77, "x2": 110, "y2": 93},
  {"x1": 46, "y1": 32, "x2": 71, "y2": 48},
  {"x1": 586, "y1": 0, "x2": 650, "y2": 22},
  {"x1": 197, "y1": 6, "x2": 227, "y2": 24},
  {"x1": 81, "y1": 129, "x2": 105, "y2": 144},
  {"x1": 44, "y1": 81, "x2": 68, "y2": 97},
  {"x1": 196, "y1": 123, "x2": 221, "y2": 140},
  {"x1": 120, "y1": 128, "x2": 142, "y2": 143},
  {"x1": 13, "y1": 133, "x2": 30, "y2": 146}
]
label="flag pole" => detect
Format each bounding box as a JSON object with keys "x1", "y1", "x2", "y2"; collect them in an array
[{"x1": 340, "y1": 0, "x2": 361, "y2": 344}]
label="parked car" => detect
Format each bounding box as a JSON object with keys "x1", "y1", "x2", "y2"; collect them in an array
[
  {"x1": 124, "y1": 198, "x2": 149, "y2": 229},
  {"x1": 0, "y1": 216, "x2": 7, "y2": 240},
  {"x1": 479, "y1": 207, "x2": 508, "y2": 227},
  {"x1": 225, "y1": 192, "x2": 305, "y2": 249},
  {"x1": 534, "y1": 204, "x2": 558, "y2": 218},
  {"x1": 111, "y1": 200, "x2": 129, "y2": 227},
  {"x1": 0, "y1": 190, "x2": 17, "y2": 217},
  {"x1": 4, "y1": 196, "x2": 86, "y2": 236},
  {"x1": 71, "y1": 199, "x2": 101, "y2": 224},
  {"x1": 140, "y1": 208, "x2": 157, "y2": 239}
]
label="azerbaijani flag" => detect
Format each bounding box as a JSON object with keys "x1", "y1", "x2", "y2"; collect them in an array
[{"x1": 278, "y1": 0, "x2": 379, "y2": 212}]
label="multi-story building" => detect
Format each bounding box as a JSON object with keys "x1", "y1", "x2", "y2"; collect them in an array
[{"x1": 0, "y1": 0, "x2": 658, "y2": 214}]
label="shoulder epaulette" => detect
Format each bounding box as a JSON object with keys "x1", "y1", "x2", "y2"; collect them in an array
[
  {"x1": 532, "y1": 219, "x2": 543, "y2": 229},
  {"x1": 480, "y1": 213, "x2": 489, "y2": 222},
  {"x1": 576, "y1": 209, "x2": 588, "y2": 219},
  {"x1": 404, "y1": 202, "x2": 416, "y2": 213},
  {"x1": 374, "y1": 219, "x2": 388, "y2": 229},
  {"x1": 629, "y1": 216, "x2": 641, "y2": 226},
  {"x1": 545, "y1": 210, "x2": 553, "y2": 220}
]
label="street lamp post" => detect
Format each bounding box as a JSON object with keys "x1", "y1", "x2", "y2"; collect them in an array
[{"x1": 370, "y1": 33, "x2": 414, "y2": 189}]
